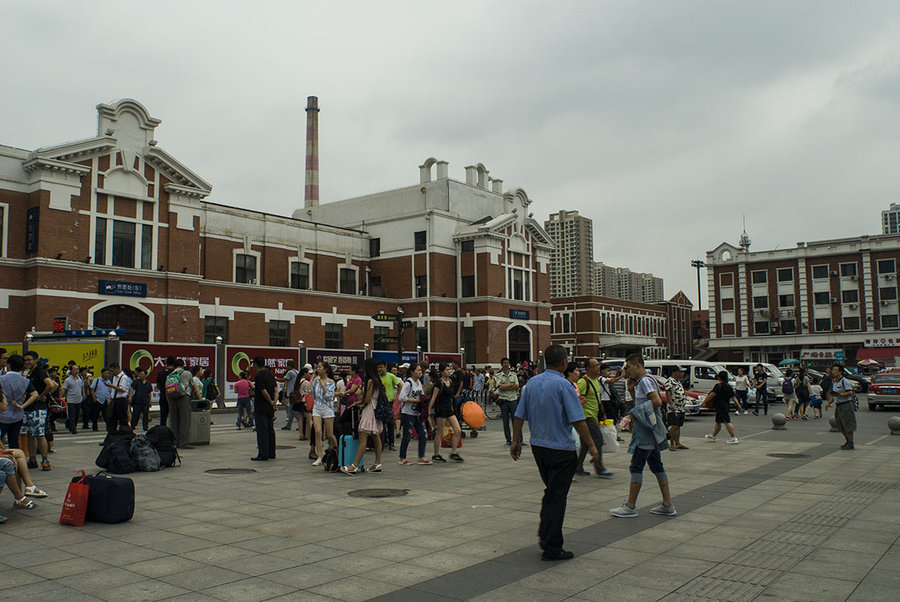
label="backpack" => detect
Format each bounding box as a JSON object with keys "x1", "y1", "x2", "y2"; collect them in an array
[
  {"x1": 782, "y1": 378, "x2": 794, "y2": 395},
  {"x1": 165, "y1": 369, "x2": 188, "y2": 397},
  {"x1": 96, "y1": 426, "x2": 136, "y2": 470},
  {"x1": 146, "y1": 425, "x2": 181, "y2": 468},
  {"x1": 107, "y1": 442, "x2": 137, "y2": 474},
  {"x1": 205, "y1": 381, "x2": 219, "y2": 401},
  {"x1": 130, "y1": 435, "x2": 161, "y2": 472},
  {"x1": 322, "y1": 447, "x2": 339, "y2": 472},
  {"x1": 374, "y1": 390, "x2": 393, "y2": 423}
]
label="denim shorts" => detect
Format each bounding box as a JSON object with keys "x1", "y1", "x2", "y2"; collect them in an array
[
  {"x1": 0, "y1": 456, "x2": 15, "y2": 478},
  {"x1": 22, "y1": 410, "x2": 47, "y2": 437}
]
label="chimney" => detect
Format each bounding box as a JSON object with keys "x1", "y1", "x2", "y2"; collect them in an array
[{"x1": 304, "y1": 96, "x2": 320, "y2": 208}]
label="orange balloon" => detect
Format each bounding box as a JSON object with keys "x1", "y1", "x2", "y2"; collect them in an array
[{"x1": 461, "y1": 401, "x2": 485, "y2": 429}]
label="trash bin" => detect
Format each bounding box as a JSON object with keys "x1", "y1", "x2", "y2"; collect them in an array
[{"x1": 189, "y1": 399, "x2": 211, "y2": 445}]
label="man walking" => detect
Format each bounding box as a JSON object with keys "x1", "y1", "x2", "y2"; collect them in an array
[
  {"x1": 609, "y1": 354, "x2": 676, "y2": 518},
  {"x1": 129, "y1": 367, "x2": 153, "y2": 431},
  {"x1": 167, "y1": 359, "x2": 194, "y2": 450},
  {"x1": 60, "y1": 365, "x2": 84, "y2": 434},
  {"x1": 23, "y1": 351, "x2": 56, "y2": 471},
  {"x1": 107, "y1": 362, "x2": 131, "y2": 432},
  {"x1": 252, "y1": 356, "x2": 277, "y2": 461},
  {"x1": 89, "y1": 368, "x2": 111, "y2": 433},
  {"x1": 752, "y1": 364, "x2": 768, "y2": 415},
  {"x1": 575, "y1": 357, "x2": 613, "y2": 478},
  {"x1": 824, "y1": 364, "x2": 856, "y2": 450},
  {"x1": 511, "y1": 344, "x2": 600, "y2": 561},
  {"x1": 663, "y1": 366, "x2": 689, "y2": 450},
  {"x1": 496, "y1": 357, "x2": 521, "y2": 447},
  {"x1": 378, "y1": 360, "x2": 402, "y2": 451}
]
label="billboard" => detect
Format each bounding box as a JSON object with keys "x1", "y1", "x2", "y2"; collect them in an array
[
  {"x1": 371, "y1": 350, "x2": 418, "y2": 365},
  {"x1": 423, "y1": 352, "x2": 462, "y2": 371},
  {"x1": 305, "y1": 348, "x2": 365, "y2": 374},
  {"x1": 2, "y1": 342, "x2": 106, "y2": 376},
  {"x1": 121, "y1": 342, "x2": 215, "y2": 402},
  {"x1": 224, "y1": 346, "x2": 299, "y2": 397}
]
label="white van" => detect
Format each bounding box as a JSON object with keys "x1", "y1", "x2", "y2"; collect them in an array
[
  {"x1": 644, "y1": 360, "x2": 732, "y2": 394},
  {"x1": 723, "y1": 362, "x2": 784, "y2": 400}
]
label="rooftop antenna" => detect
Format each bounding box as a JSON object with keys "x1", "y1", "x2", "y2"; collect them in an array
[{"x1": 739, "y1": 215, "x2": 751, "y2": 252}]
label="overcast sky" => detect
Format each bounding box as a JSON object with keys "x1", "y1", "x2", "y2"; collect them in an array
[{"x1": 5, "y1": 1, "x2": 900, "y2": 307}]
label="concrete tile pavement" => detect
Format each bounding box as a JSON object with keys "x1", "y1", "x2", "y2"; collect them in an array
[{"x1": 0, "y1": 406, "x2": 898, "y2": 600}]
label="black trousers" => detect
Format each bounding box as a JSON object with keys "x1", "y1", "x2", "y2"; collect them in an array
[
  {"x1": 159, "y1": 394, "x2": 169, "y2": 427},
  {"x1": 66, "y1": 403, "x2": 82, "y2": 432},
  {"x1": 255, "y1": 413, "x2": 276, "y2": 459},
  {"x1": 82, "y1": 398, "x2": 100, "y2": 429},
  {"x1": 131, "y1": 403, "x2": 150, "y2": 431},
  {"x1": 531, "y1": 445, "x2": 578, "y2": 555}
]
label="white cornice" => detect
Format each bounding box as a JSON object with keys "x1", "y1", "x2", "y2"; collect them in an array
[
  {"x1": 32, "y1": 136, "x2": 117, "y2": 162},
  {"x1": 145, "y1": 147, "x2": 212, "y2": 195},
  {"x1": 22, "y1": 157, "x2": 92, "y2": 176}
]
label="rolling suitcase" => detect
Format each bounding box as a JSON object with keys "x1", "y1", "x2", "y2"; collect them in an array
[
  {"x1": 77, "y1": 472, "x2": 135, "y2": 523},
  {"x1": 338, "y1": 435, "x2": 364, "y2": 470}
]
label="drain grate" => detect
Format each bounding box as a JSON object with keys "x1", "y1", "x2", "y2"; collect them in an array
[
  {"x1": 347, "y1": 488, "x2": 409, "y2": 498},
  {"x1": 205, "y1": 468, "x2": 258, "y2": 475},
  {"x1": 767, "y1": 452, "x2": 811, "y2": 458},
  {"x1": 275, "y1": 445, "x2": 296, "y2": 450}
]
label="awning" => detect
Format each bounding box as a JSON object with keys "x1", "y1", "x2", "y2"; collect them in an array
[{"x1": 855, "y1": 347, "x2": 900, "y2": 361}]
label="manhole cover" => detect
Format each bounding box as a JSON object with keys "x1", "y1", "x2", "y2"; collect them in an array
[
  {"x1": 205, "y1": 468, "x2": 258, "y2": 475},
  {"x1": 347, "y1": 488, "x2": 409, "y2": 498},
  {"x1": 275, "y1": 445, "x2": 296, "y2": 450},
  {"x1": 767, "y1": 453, "x2": 811, "y2": 458}
]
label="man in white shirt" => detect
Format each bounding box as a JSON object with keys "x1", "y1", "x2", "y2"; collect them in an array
[
  {"x1": 107, "y1": 363, "x2": 132, "y2": 432},
  {"x1": 60, "y1": 366, "x2": 84, "y2": 434}
]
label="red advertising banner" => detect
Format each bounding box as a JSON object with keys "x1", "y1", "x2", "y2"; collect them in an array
[
  {"x1": 306, "y1": 348, "x2": 365, "y2": 374},
  {"x1": 224, "y1": 346, "x2": 299, "y2": 397},
  {"x1": 424, "y1": 353, "x2": 462, "y2": 371},
  {"x1": 121, "y1": 343, "x2": 215, "y2": 402}
]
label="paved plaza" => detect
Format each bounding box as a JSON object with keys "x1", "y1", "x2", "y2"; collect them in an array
[{"x1": 1, "y1": 403, "x2": 899, "y2": 601}]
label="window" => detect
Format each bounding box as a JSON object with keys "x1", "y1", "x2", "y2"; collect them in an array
[
  {"x1": 721, "y1": 298, "x2": 734, "y2": 311},
  {"x1": 751, "y1": 270, "x2": 767, "y2": 284},
  {"x1": 840, "y1": 263, "x2": 857, "y2": 277},
  {"x1": 719, "y1": 272, "x2": 733, "y2": 287},
  {"x1": 290, "y1": 261, "x2": 309, "y2": 289},
  {"x1": 140, "y1": 224, "x2": 152, "y2": 270},
  {"x1": 373, "y1": 326, "x2": 390, "y2": 350},
  {"x1": 813, "y1": 291, "x2": 830, "y2": 305},
  {"x1": 815, "y1": 318, "x2": 832, "y2": 332},
  {"x1": 368, "y1": 275, "x2": 382, "y2": 297},
  {"x1": 881, "y1": 315, "x2": 899, "y2": 329},
  {"x1": 508, "y1": 268, "x2": 531, "y2": 301},
  {"x1": 722, "y1": 323, "x2": 735, "y2": 336},
  {"x1": 111, "y1": 220, "x2": 136, "y2": 268},
  {"x1": 416, "y1": 327, "x2": 428, "y2": 352},
  {"x1": 235, "y1": 254, "x2": 257, "y2": 284},
  {"x1": 324, "y1": 323, "x2": 343, "y2": 348},
  {"x1": 461, "y1": 327, "x2": 476, "y2": 364},
  {"x1": 878, "y1": 259, "x2": 896, "y2": 274},
  {"x1": 880, "y1": 287, "x2": 897, "y2": 301},
  {"x1": 778, "y1": 294, "x2": 794, "y2": 307},
  {"x1": 461, "y1": 240, "x2": 474, "y2": 253},
  {"x1": 0, "y1": 204, "x2": 4, "y2": 256},
  {"x1": 369, "y1": 238, "x2": 380, "y2": 258},
  {"x1": 753, "y1": 296, "x2": 768, "y2": 309},
  {"x1": 841, "y1": 289, "x2": 859, "y2": 304},
  {"x1": 842, "y1": 317, "x2": 861, "y2": 331},
  {"x1": 780, "y1": 320, "x2": 797, "y2": 334},
  {"x1": 777, "y1": 268, "x2": 793, "y2": 282},
  {"x1": 754, "y1": 321, "x2": 770, "y2": 335},
  {"x1": 94, "y1": 217, "x2": 107, "y2": 264},
  {"x1": 415, "y1": 275, "x2": 427, "y2": 298},
  {"x1": 812, "y1": 265, "x2": 829, "y2": 279},
  {"x1": 203, "y1": 317, "x2": 228, "y2": 344},
  {"x1": 461, "y1": 275, "x2": 475, "y2": 298},
  {"x1": 339, "y1": 268, "x2": 356, "y2": 295},
  {"x1": 562, "y1": 314, "x2": 571, "y2": 333},
  {"x1": 694, "y1": 366, "x2": 718, "y2": 380},
  {"x1": 414, "y1": 231, "x2": 427, "y2": 251},
  {"x1": 269, "y1": 320, "x2": 290, "y2": 347}
]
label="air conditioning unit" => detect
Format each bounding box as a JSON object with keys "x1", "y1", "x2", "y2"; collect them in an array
[
  {"x1": 887, "y1": 274, "x2": 895, "y2": 281},
  {"x1": 830, "y1": 297, "x2": 838, "y2": 304},
  {"x1": 834, "y1": 325, "x2": 842, "y2": 331},
  {"x1": 830, "y1": 270, "x2": 838, "y2": 277},
  {"x1": 849, "y1": 303, "x2": 858, "y2": 309},
  {"x1": 249, "y1": 279, "x2": 257, "y2": 285},
  {"x1": 881, "y1": 300, "x2": 890, "y2": 306},
  {"x1": 868, "y1": 316, "x2": 875, "y2": 321},
  {"x1": 850, "y1": 274, "x2": 858, "y2": 281}
]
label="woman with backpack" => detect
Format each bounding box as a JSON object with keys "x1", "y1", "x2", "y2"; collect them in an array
[
  {"x1": 397, "y1": 363, "x2": 432, "y2": 466},
  {"x1": 341, "y1": 358, "x2": 385, "y2": 474},
  {"x1": 782, "y1": 369, "x2": 798, "y2": 420},
  {"x1": 429, "y1": 363, "x2": 463, "y2": 463},
  {"x1": 311, "y1": 362, "x2": 338, "y2": 467},
  {"x1": 234, "y1": 371, "x2": 254, "y2": 430},
  {"x1": 703, "y1": 371, "x2": 739, "y2": 445}
]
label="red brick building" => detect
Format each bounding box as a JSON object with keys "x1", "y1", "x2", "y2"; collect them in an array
[{"x1": 0, "y1": 99, "x2": 554, "y2": 364}]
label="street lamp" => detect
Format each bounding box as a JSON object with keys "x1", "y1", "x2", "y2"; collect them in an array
[{"x1": 690, "y1": 259, "x2": 706, "y2": 312}]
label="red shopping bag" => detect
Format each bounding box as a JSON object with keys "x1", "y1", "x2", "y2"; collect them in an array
[{"x1": 59, "y1": 470, "x2": 90, "y2": 527}]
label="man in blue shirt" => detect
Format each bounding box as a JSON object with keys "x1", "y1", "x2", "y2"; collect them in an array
[{"x1": 511, "y1": 344, "x2": 599, "y2": 561}]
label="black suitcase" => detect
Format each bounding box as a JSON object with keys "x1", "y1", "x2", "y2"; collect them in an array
[{"x1": 74, "y1": 472, "x2": 135, "y2": 523}]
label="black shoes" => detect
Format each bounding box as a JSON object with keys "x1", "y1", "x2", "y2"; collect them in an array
[
  {"x1": 250, "y1": 456, "x2": 268, "y2": 461},
  {"x1": 841, "y1": 442, "x2": 855, "y2": 450},
  {"x1": 181, "y1": 445, "x2": 195, "y2": 450},
  {"x1": 541, "y1": 550, "x2": 574, "y2": 561}
]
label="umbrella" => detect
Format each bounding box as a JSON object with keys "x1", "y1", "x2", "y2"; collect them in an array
[
  {"x1": 857, "y1": 359, "x2": 881, "y2": 367},
  {"x1": 778, "y1": 359, "x2": 800, "y2": 366}
]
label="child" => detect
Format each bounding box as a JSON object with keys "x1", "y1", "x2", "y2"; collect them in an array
[{"x1": 809, "y1": 378, "x2": 824, "y2": 419}]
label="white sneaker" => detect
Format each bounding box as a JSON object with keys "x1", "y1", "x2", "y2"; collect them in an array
[
  {"x1": 744, "y1": 411, "x2": 749, "y2": 415},
  {"x1": 727, "y1": 437, "x2": 739, "y2": 445},
  {"x1": 312, "y1": 458, "x2": 323, "y2": 466},
  {"x1": 704, "y1": 434, "x2": 716, "y2": 442}
]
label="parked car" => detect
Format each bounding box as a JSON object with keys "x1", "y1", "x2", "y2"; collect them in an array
[{"x1": 865, "y1": 372, "x2": 900, "y2": 410}]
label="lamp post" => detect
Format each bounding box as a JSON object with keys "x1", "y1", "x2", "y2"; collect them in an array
[
  {"x1": 364, "y1": 343, "x2": 370, "y2": 360},
  {"x1": 691, "y1": 259, "x2": 706, "y2": 312},
  {"x1": 298, "y1": 340, "x2": 305, "y2": 367},
  {"x1": 416, "y1": 345, "x2": 423, "y2": 363}
]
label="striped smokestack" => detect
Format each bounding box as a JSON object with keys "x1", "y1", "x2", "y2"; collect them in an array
[{"x1": 304, "y1": 96, "x2": 320, "y2": 207}]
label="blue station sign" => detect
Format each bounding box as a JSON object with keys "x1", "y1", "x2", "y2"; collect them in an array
[
  {"x1": 509, "y1": 309, "x2": 530, "y2": 320},
  {"x1": 98, "y1": 280, "x2": 147, "y2": 298}
]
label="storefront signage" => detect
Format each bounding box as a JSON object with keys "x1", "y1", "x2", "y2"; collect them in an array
[
  {"x1": 25, "y1": 206, "x2": 39, "y2": 253},
  {"x1": 510, "y1": 309, "x2": 530, "y2": 320},
  {"x1": 800, "y1": 349, "x2": 841, "y2": 360},
  {"x1": 4, "y1": 342, "x2": 105, "y2": 375},
  {"x1": 224, "y1": 346, "x2": 299, "y2": 397},
  {"x1": 424, "y1": 353, "x2": 463, "y2": 370},
  {"x1": 66, "y1": 328, "x2": 124, "y2": 338},
  {"x1": 864, "y1": 337, "x2": 900, "y2": 347},
  {"x1": 98, "y1": 280, "x2": 147, "y2": 297},
  {"x1": 305, "y1": 348, "x2": 365, "y2": 374}
]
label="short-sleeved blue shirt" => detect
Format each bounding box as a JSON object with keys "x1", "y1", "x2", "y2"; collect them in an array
[{"x1": 515, "y1": 369, "x2": 586, "y2": 451}]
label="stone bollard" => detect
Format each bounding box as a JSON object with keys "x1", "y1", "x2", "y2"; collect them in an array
[
  {"x1": 771, "y1": 413, "x2": 787, "y2": 430},
  {"x1": 889, "y1": 416, "x2": 900, "y2": 435},
  {"x1": 829, "y1": 416, "x2": 840, "y2": 432}
]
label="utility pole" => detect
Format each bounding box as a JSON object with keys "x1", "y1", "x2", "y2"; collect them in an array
[{"x1": 691, "y1": 259, "x2": 706, "y2": 312}]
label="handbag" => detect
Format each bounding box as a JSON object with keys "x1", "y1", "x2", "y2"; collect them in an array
[
  {"x1": 304, "y1": 392, "x2": 314, "y2": 413},
  {"x1": 599, "y1": 420, "x2": 619, "y2": 453},
  {"x1": 374, "y1": 394, "x2": 393, "y2": 423},
  {"x1": 59, "y1": 470, "x2": 90, "y2": 527}
]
